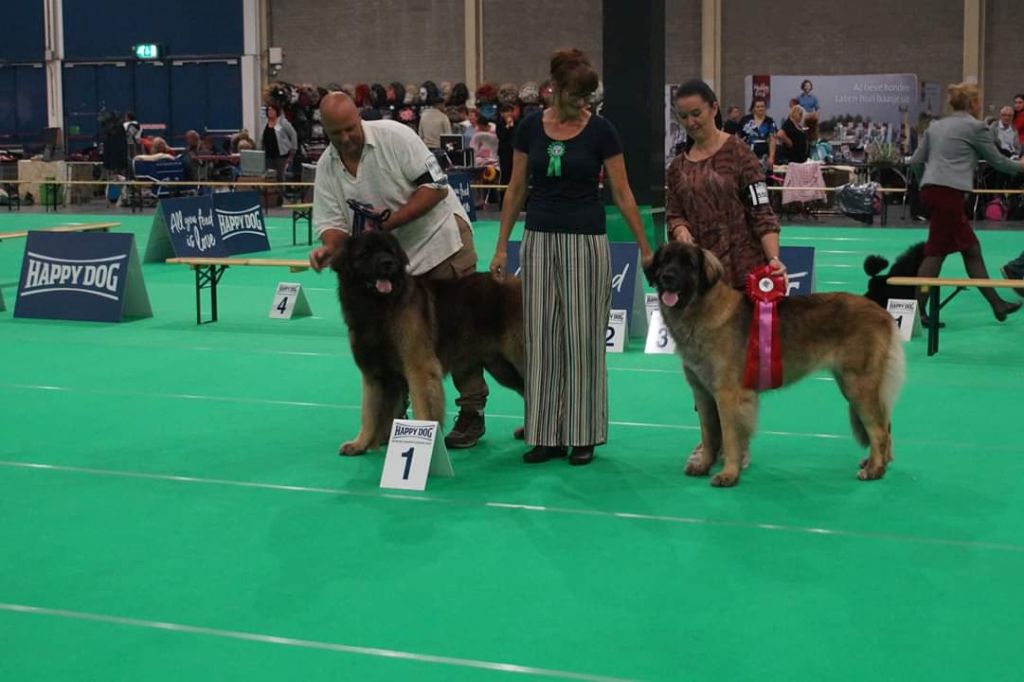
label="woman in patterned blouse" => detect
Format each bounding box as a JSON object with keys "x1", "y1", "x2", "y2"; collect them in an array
[{"x1": 665, "y1": 79, "x2": 785, "y2": 471}]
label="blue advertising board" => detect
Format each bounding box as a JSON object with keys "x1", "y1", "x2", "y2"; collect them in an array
[
  {"x1": 779, "y1": 245, "x2": 816, "y2": 296},
  {"x1": 14, "y1": 231, "x2": 152, "y2": 323},
  {"x1": 144, "y1": 195, "x2": 225, "y2": 262},
  {"x1": 447, "y1": 171, "x2": 477, "y2": 223},
  {"x1": 506, "y1": 240, "x2": 647, "y2": 336},
  {"x1": 145, "y1": 193, "x2": 270, "y2": 262},
  {"x1": 213, "y1": 191, "x2": 271, "y2": 255}
]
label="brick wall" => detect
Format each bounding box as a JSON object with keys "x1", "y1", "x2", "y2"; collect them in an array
[
  {"x1": 267, "y1": 0, "x2": 1019, "y2": 119},
  {"x1": 720, "y1": 0, "x2": 963, "y2": 113},
  {"x1": 269, "y1": 0, "x2": 465, "y2": 86},
  {"x1": 984, "y1": 0, "x2": 1024, "y2": 116},
  {"x1": 269, "y1": 0, "x2": 701, "y2": 92}
]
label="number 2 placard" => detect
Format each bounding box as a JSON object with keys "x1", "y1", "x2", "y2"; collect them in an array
[{"x1": 606, "y1": 309, "x2": 627, "y2": 353}]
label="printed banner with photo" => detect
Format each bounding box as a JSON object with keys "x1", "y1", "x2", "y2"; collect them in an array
[{"x1": 744, "y1": 73, "x2": 919, "y2": 131}]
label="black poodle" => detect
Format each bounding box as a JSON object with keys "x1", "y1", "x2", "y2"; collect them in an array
[{"x1": 863, "y1": 242, "x2": 926, "y2": 309}]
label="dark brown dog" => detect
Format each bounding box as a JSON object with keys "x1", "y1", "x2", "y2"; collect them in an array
[
  {"x1": 646, "y1": 242, "x2": 905, "y2": 487},
  {"x1": 332, "y1": 230, "x2": 524, "y2": 455}
]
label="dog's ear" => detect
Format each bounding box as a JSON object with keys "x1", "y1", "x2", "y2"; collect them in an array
[
  {"x1": 393, "y1": 235, "x2": 410, "y2": 270},
  {"x1": 328, "y1": 236, "x2": 351, "y2": 274},
  {"x1": 697, "y1": 248, "x2": 723, "y2": 291}
]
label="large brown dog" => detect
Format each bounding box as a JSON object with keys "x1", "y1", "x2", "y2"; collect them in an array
[
  {"x1": 646, "y1": 242, "x2": 905, "y2": 487},
  {"x1": 331, "y1": 230, "x2": 524, "y2": 455}
]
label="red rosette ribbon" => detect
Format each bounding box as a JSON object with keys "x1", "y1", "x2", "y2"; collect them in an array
[{"x1": 743, "y1": 265, "x2": 786, "y2": 390}]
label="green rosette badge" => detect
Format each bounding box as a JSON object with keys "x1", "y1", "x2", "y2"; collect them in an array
[{"x1": 546, "y1": 141, "x2": 566, "y2": 177}]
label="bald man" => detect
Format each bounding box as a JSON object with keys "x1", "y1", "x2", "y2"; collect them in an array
[{"x1": 310, "y1": 92, "x2": 489, "y2": 449}]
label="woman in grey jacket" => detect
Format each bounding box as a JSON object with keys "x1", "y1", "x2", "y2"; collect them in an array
[{"x1": 910, "y1": 82, "x2": 1024, "y2": 323}]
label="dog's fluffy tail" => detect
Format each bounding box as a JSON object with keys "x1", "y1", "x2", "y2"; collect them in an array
[
  {"x1": 863, "y1": 254, "x2": 890, "y2": 276},
  {"x1": 848, "y1": 324, "x2": 906, "y2": 448}
]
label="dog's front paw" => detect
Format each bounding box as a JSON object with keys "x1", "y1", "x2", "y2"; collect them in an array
[
  {"x1": 857, "y1": 463, "x2": 887, "y2": 481},
  {"x1": 684, "y1": 458, "x2": 714, "y2": 477},
  {"x1": 684, "y1": 442, "x2": 716, "y2": 476},
  {"x1": 339, "y1": 440, "x2": 369, "y2": 456},
  {"x1": 710, "y1": 470, "x2": 740, "y2": 487}
]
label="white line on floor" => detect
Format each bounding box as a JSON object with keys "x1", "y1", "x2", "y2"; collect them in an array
[
  {"x1": 0, "y1": 602, "x2": 639, "y2": 682},
  {"x1": 2, "y1": 460, "x2": 1022, "y2": 554},
  {"x1": 0, "y1": 382, "x2": 853, "y2": 440}
]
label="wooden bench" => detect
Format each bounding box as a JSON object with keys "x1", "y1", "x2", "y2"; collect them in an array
[
  {"x1": 0, "y1": 222, "x2": 120, "y2": 242},
  {"x1": 887, "y1": 276, "x2": 1024, "y2": 355},
  {"x1": 166, "y1": 257, "x2": 310, "y2": 324},
  {"x1": 282, "y1": 202, "x2": 313, "y2": 246}
]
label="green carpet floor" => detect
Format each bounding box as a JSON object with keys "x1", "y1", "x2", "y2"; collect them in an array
[{"x1": 1, "y1": 211, "x2": 1022, "y2": 681}]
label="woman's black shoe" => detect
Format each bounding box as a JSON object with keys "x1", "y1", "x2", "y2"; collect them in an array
[
  {"x1": 569, "y1": 446, "x2": 595, "y2": 466},
  {"x1": 523, "y1": 445, "x2": 567, "y2": 463}
]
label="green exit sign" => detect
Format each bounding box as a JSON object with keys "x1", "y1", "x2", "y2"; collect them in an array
[{"x1": 132, "y1": 43, "x2": 163, "y2": 60}]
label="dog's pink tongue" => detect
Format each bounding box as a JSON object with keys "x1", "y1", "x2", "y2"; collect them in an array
[
  {"x1": 661, "y1": 291, "x2": 679, "y2": 307},
  {"x1": 375, "y1": 279, "x2": 393, "y2": 294}
]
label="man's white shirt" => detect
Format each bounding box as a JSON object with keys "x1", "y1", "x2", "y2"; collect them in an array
[{"x1": 313, "y1": 120, "x2": 471, "y2": 274}]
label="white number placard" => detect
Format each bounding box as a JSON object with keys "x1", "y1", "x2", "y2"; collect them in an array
[
  {"x1": 645, "y1": 293, "x2": 660, "y2": 325},
  {"x1": 269, "y1": 282, "x2": 312, "y2": 319},
  {"x1": 606, "y1": 309, "x2": 627, "y2": 353},
  {"x1": 644, "y1": 310, "x2": 676, "y2": 354},
  {"x1": 886, "y1": 298, "x2": 919, "y2": 342},
  {"x1": 379, "y1": 419, "x2": 453, "y2": 491}
]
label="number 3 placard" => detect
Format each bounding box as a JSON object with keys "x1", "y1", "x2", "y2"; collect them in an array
[
  {"x1": 644, "y1": 310, "x2": 676, "y2": 354},
  {"x1": 379, "y1": 419, "x2": 454, "y2": 491}
]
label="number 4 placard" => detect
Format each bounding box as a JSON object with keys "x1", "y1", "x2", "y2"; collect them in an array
[
  {"x1": 379, "y1": 419, "x2": 454, "y2": 491},
  {"x1": 269, "y1": 282, "x2": 312, "y2": 319}
]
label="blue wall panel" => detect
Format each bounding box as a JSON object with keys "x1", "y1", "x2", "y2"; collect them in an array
[
  {"x1": 62, "y1": 63, "x2": 133, "y2": 148},
  {"x1": 204, "y1": 62, "x2": 242, "y2": 131},
  {"x1": 16, "y1": 65, "x2": 48, "y2": 139},
  {"x1": 168, "y1": 61, "x2": 241, "y2": 143},
  {"x1": 63, "y1": 0, "x2": 244, "y2": 59},
  {"x1": 133, "y1": 62, "x2": 171, "y2": 129},
  {"x1": 0, "y1": 65, "x2": 48, "y2": 144},
  {"x1": 0, "y1": 1, "x2": 45, "y2": 61}
]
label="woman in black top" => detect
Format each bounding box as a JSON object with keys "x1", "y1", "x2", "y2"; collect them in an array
[
  {"x1": 777, "y1": 104, "x2": 809, "y2": 164},
  {"x1": 490, "y1": 48, "x2": 653, "y2": 466}
]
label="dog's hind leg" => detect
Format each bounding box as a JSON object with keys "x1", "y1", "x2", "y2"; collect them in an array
[
  {"x1": 711, "y1": 388, "x2": 758, "y2": 488},
  {"x1": 840, "y1": 373, "x2": 892, "y2": 481},
  {"x1": 341, "y1": 376, "x2": 386, "y2": 456}
]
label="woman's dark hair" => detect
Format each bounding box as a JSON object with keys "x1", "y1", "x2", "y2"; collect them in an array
[
  {"x1": 675, "y1": 79, "x2": 723, "y2": 131},
  {"x1": 550, "y1": 48, "x2": 599, "y2": 98},
  {"x1": 749, "y1": 95, "x2": 768, "y2": 113},
  {"x1": 801, "y1": 79, "x2": 813, "y2": 91},
  {"x1": 1015, "y1": 93, "x2": 1024, "y2": 101}
]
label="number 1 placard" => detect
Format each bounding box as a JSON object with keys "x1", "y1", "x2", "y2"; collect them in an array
[
  {"x1": 379, "y1": 419, "x2": 454, "y2": 491},
  {"x1": 885, "y1": 298, "x2": 919, "y2": 342}
]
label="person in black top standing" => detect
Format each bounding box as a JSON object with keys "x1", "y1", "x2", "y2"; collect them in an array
[
  {"x1": 490, "y1": 47, "x2": 653, "y2": 466},
  {"x1": 777, "y1": 104, "x2": 809, "y2": 164},
  {"x1": 496, "y1": 103, "x2": 519, "y2": 207}
]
